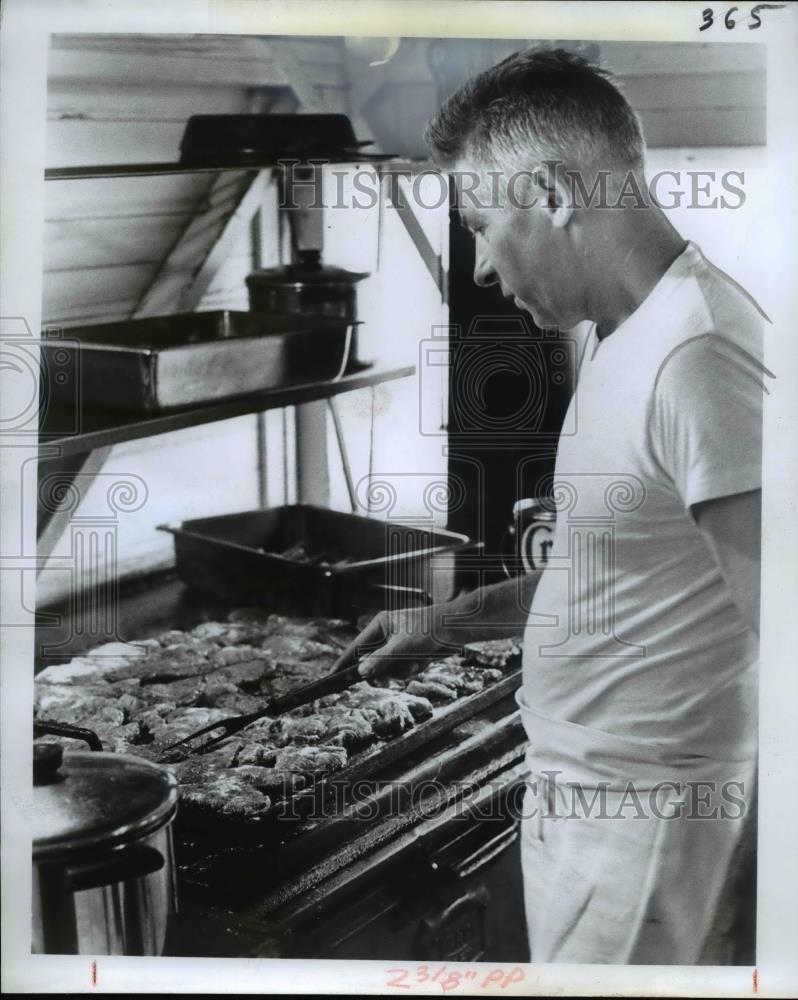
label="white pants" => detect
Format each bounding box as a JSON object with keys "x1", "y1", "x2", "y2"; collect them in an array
[{"x1": 520, "y1": 765, "x2": 756, "y2": 964}]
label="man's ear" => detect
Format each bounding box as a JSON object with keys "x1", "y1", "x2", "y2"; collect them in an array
[{"x1": 535, "y1": 165, "x2": 573, "y2": 230}]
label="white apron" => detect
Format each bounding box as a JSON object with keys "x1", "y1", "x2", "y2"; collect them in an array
[{"x1": 516, "y1": 692, "x2": 757, "y2": 965}]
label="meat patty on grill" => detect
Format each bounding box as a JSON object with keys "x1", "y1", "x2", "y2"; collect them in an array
[
  {"x1": 270, "y1": 744, "x2": 348, "y2": 774},
  {"x1": 406, "y1": 678, "x2": 458, "y2": 703},
  {"x1": 423, "y1": 660, "x2": 504, "y2": 694},
  {"x1": 462, "y1": 637, "x2": 522, "y2": 670},
  {"x1": 265, "y1": 707, "x2": 376, "y2": 749}
]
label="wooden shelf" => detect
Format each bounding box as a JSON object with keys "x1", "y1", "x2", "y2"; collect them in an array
[
  {"x1": 45, "y1": 156, "x2": 396, "y2": 181},
  {"x1": 38, "y1": 364, "x2": 415, "y2": 457}
]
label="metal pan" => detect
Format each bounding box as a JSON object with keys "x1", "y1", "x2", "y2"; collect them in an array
[
  {"x1": 40, "y1": 311, "x2": 354, "y2": 412},
  {"x1": 159, "y1": 504, "x2": 476, "y2": 617}
]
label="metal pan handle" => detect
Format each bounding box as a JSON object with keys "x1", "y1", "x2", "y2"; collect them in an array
[
  {"x1": 34, "y1": 719, "x2": 103, "y2": 751},
  {"x1": 67, "y1": 844, "x2": 165, "y2": 892}
]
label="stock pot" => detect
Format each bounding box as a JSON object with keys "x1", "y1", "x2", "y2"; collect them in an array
[
  {"x1": 246, "y1": 249, "x2": 368, "y2": 369},
  {"x1": 31, "y1": 737, "x2": 179, "y2": 955}
]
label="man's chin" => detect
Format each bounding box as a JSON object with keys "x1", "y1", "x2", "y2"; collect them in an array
[{"x1": 517, "y1": 298, "x2": 552, "y2": 327}]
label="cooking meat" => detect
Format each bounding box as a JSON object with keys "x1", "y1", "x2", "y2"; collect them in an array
[
  {"x1": 92, "y1": 722, "x2": 143, "y2": 754},
  {"x1": 210, "y1": 658, "x2": 276, "y2": 689},
  {"x1": 209, "y1": 645, "x2": 271, "y2": 668},
  {"x1": 270, "y1": 744, "x2": 348, "y2": 774},
  {"x1": 342, "y1": 682, "x2": 434, "y2": 721},
  {"x1": 189, "y1": 621, "x2": 231, "y2": 641},
  {"x1": 196, "y1": 679, "x2": 238, "y2": 705},
  {"x1": 79, "y1": 641, "x2": 154, "y2": 675},
  {"x1": 265, "y1": 707, "x2": 376, "y2": 749},
  {"x1": 406, "y1": 678, "x2": 458, "y2": 703},
  {"x1": 166, "y1": 745, "x2": 251, "y2": 782},
  {"x1": 35, "y1": 659, "x2": 108, "y2": 686},
  {"x1": 462, "y1": 637, "x2": 522, "y2": 670},
  {"x1": 315, "y1": 707, "x2": 375, "y2": 748},
  {"x1": 35, "y1": 690, "x2": 126, "y2": 728},
  {"x1": 369, "y1": 676, "x2": 411, "y2": 692},
  {"x1": 135, "y1": 675, "x2": 210, "y2": 707},
  {"x1": 422, "y1": 660, "x2": 504, "y2": 694},
  {"x1": 258, "y1": 658, "x2": 334, "y2": 700},
  {"x1": 158, "y1": 629, "x2": 189, "y2": 646},
  {"x1": 138, "y1": 706, "x2": 230, "y2": 756},
  {"x1": 179, "y1": 775, "x2": 271, "y2": 818},
  {"x1": 228, "y1": 765, "x2": 309, "y2": 796},
  {"x1": 260, "y1": 634, "x2": 339, "y2": 664},
  {"x1": 34, "y1": 682, "x2": 112, "y2": 717},
  {"x1": 231, "y1": 740, "x2": 279, "y2": 767},
  {"x1": 135, "y1": 703, "x2": 177, "y2": 731},
  {"x1": 263, "y1": 715, "x2": 332, "y2": 746},
  {"x1": 200, "y1": 690, "x2": 263, "y2": 715},
  {"x1": 211, "y1": 622, "x2": 267, "y2": 647},
  {"x1": 312, "y1": 683, "x2": 432, "y2": 737},
  {"x1": 110, "y1": 643, "x2": 219, "y2": 684}
]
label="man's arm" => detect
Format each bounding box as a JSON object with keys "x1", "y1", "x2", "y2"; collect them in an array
[
  {"x1": 335, "y1": 571, "x2": 542, "y2": 676},
  {"x1": 692, "y1": 489, "x2": 761, "y2": 635}
]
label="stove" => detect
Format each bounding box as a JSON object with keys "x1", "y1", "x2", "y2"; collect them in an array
[{"x1": 35, "y1": 571, "x2": 531, "y2": 962}]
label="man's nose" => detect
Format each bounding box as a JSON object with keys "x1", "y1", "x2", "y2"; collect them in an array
[{"x1": 473, "y1": 236, "x2": 497, "y2": 288}]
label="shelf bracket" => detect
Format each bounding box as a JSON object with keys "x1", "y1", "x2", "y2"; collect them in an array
[
  {"x1": 384, "y1": 172, "x2": 448, "y2": 303},
  {"x1": 132, "y1": 169, "x2": 273, "y2": 317},
  {"x1": 36, "y1": 446, "x2": 112, "y2": 571}
]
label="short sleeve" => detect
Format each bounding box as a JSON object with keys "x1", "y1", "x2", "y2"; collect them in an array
[{"x1": 650, "y1": 334, "x2": 765, "y2": 509}]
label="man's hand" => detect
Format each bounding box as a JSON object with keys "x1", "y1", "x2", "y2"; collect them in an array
[
  {"x1": 333, "y1": 571, "x2": 543, "y2": 678},
  {"x1": 333, "y1": 602, "x2": 462, "y2": 678}
]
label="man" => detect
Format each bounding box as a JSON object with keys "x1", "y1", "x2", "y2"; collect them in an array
[{"x1": 339, "y1": 47, "x2": 767, "y2": 964}]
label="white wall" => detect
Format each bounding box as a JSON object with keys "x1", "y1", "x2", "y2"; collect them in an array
[{"x1": 644, "y1": 146, "x2": 770, "y2": 311}]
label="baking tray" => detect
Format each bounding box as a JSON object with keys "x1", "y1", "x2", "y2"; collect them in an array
[
  {"x1": 40, "y1": 311, "x2": 354, "y2": 412},
  {"x1": 179, "y1": 113, "x2": 375, "y2": 165},
  {"x1": 159, "y1": 504, "x2": 476, "y2": 617}
]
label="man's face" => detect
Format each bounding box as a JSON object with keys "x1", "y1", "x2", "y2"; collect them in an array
[{"x1": 453, "y1": 158, "x2": 582, "y2": 329}]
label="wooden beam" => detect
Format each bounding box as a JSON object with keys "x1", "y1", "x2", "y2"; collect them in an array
[{"x1": 132, "y1": 169, "x2": 272, "y2": 317}]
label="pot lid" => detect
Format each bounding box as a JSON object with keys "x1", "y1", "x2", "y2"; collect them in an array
[
  {"x1": 32, "y1": 745, "x2": 178, "y2": 861},
  {"x1": 247, "y1": 250, "x2": 369, "y2": 286}
]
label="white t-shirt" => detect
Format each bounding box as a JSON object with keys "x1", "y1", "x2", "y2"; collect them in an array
[{"x1": 517, "y1": 241, "x2": 770, "y2": 787}]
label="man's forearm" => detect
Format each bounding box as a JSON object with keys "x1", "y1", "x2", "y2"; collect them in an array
[{"x1": 437, "y1": 572, "x2": 542, "y2": 647}]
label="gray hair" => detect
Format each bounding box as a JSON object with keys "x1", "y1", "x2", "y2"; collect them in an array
[{"x1": 423, "y1": 46, "x2": 645, "y2": 177}]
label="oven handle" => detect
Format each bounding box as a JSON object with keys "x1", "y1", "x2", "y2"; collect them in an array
[{"x1": 433, "y1": 821, "x2": 520, "y2": 881}]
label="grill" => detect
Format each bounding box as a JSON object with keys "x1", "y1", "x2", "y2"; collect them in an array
[{"x1": 34, "y1": 573, "x2": 531, "y2": 962}]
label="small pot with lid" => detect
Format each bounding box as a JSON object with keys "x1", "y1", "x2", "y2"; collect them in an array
[
  {"x1": 246, "y1": 249, "x2": 369, "y2": 370},
  {"x1": 32, "y1": 725, "x2": 179, "y2": 956}
]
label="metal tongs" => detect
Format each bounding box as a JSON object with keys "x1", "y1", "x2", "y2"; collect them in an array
[
  {"x1": 160, "y1": 659, "x2": 363, "y2": 756},
  {"x1": 161, "y1": 584, "x2": 432, "y2": 756}
]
